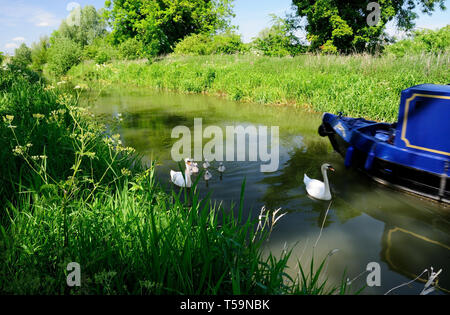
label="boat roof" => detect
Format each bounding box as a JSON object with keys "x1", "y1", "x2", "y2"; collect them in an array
[
  {"x1": 404, "y1": 84, "x2": 450, "y2": 96},
  {"x1": 395, "y1": 84, "x2": 450, "y2": 158}
]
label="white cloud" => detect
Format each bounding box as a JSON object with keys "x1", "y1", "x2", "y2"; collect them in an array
[
  {"x1": 5, "y1": 43, "x2": 19, "y2": 50},
  {"x1": 13, "y1": 37, "x2": 25, "y2": 42},
  {"x1": 0, "y1": 3, "x2": 61, "y2": 28},
  {"x1": 29, "y1": 9, "x2": 61, "y2": 28}
]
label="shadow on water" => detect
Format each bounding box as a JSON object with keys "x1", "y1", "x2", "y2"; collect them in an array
[{"x1": 91, "y1": 87, "x2": 450, "y2": 295}]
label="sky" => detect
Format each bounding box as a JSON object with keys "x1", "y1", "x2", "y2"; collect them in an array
[{"x1": 1, "y1": 0, "x2": 449, "y2": 54}]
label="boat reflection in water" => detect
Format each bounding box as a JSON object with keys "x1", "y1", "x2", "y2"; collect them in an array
[
  {"x1": 344, "y1": 180, "x2": 450, "y2": 294},
  {"x1": 380, "y1": 215, "x2": 450, "y2": 293}
]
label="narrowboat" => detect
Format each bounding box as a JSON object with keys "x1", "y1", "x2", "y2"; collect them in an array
[{"x1": 319, "y1": 84, "x2": 450, "y2": 204}]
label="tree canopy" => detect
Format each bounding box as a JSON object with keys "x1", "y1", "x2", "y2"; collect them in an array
[
  {"x1": 292, "y1": 0, "x2": 447, "y2": 53},
  {"x1": 104, "y1": 0, "x2": 235, "y2": 56},
  {"x1": 53, "y1": 5, "x2": 107, "y2": 47},
  {"x1": 13, "y1": 43, "x2": 32, "y2": 67}
]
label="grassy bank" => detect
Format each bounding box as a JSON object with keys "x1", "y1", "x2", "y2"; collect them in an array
[
  {"x1": 0, "y1": 64, "x2": 352, "y2": 295},
  {"x1": 68, "y1": 53, "x2": 449, "y2": 122}
]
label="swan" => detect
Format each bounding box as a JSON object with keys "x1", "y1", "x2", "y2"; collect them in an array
[
  {"x1": 203, "y1": 159, "x2": 210, "y2": 169},
  {"x1": 204, "y1": 170, "x2": 212, "y2": 181},
  {"x1": 189, "y1": 161, "x2": 199, "y2": 174},
  {"x1": 304, "y1": 163, "x2": 335, "y2": 200},
  {"x1": 218, "y1": 162, "x2": 226, "y2": 173},
  {"x1": 170, "y1": 159, "x2": 194, "y2": 188}
]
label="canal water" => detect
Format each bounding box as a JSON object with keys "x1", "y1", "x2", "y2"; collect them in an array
[{"x1": 91, "y1": 88, "x2": 450, "y2": 295}]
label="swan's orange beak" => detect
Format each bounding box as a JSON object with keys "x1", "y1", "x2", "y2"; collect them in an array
[{"x1": 328, "y1": 166, "x2": 335, "y2": 172}]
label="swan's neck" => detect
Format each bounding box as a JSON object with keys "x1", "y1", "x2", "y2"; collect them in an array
[
  {"x1": 322, "y1": 167, "x2": 331, "y2": 196},
  {"x1": 184, "y1": 168, "x2": 192, "y2": 186}
]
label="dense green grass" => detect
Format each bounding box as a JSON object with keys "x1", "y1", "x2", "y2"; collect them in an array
[
  {"x1": 0, "y1": 64, "x2": 353, "y2": 295},
  {"x1": 68, "y1": 53, "x2": 449, "y2": 122}
]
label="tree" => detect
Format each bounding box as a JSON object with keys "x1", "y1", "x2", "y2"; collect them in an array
[
  {"x1": 31, "y1": 37, "x2": 50, "y2": 72},
  {"x1": 292, "y1": 0, "x2": 447, "y2": 53},
  {"x1": 0, "y1": 52, "x2": 4, "y2": 65},
  {"x1": 47, "y1": 37, "x2": 82, "y2": 76},
  {"x1": 104, "y1": 0, "x2": 235, "y2": 56},
  {"x1": 252, "y1": 15, "x2": 305, "y2": 57},
  {"x1": 54, "y1": 5, "x2": 107, "y2": 47},
  {"x1": 13, "y1": 43, "x2": 32, "y2": 66}
]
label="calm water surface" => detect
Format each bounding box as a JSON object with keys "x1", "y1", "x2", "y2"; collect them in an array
[{"x1": 91, "y1": 88, "x2": 450, "y2": 295}]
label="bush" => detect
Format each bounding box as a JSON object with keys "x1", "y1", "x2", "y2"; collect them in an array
[
  {"x1": 12, "y1": 43, "x2": 32, "y2": 67},
  {"x1": 251, "y1": 17, "x2": 304, "y2": 57},
  {"x1": 386, "y1": 25, "x2": 450, "y2": 57},
  {"x1": 31, "y1": 37, "x2": 50, "y2": 72},
  {"x1": 174, "y1": 33, "x2": 247, "y2": 56},
  {"x1": 47, "y1": 38, "x2": 82, "y2": 76},
  {"x1": 211, "y1": 33, "x2": 248, "y2": 54},
  {"x1": 119, "y1": 38, "x2": 144, "y2": 60},
  {"x1": 0, "y1": 52, "x2": 4, "y2": 65},
  {"x1": 174, "y1": 33, "x2": 212, "y2": 55},
  {"x1": 95, "y1": 49, "x2": 112, "y2": 64}
]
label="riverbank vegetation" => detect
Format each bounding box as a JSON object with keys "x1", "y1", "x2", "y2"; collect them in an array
[{"x1": 68, "y1": 52, "x2": 449, "y2": 122}]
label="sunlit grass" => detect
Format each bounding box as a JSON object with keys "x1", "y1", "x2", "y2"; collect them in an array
[{"x1": 69, "y1": 53, "x2": 449, "y2": 122}]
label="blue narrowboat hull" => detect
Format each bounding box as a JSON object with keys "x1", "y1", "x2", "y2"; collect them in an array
[{"x1": 320, "y1": 112, "x2": 450, "y2": 204}]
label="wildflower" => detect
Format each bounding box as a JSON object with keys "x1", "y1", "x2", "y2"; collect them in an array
[
  {"x1": 84, "y1": 152, "x2": 96, "y2": 159},
  {"x1": 33, "y1": 113, "x2": 45, "y2": 120},
  {"x1": 3, "y1": 115, "x2": 14, "y2": 123},
  {"x1": 4, "y1": 115, "x2": 16, "y2": 128},
  {"x1": 121, "y1": 168, "x2": 132, "y2": 176},
  {"x1": 57, "y1": 81, "x2": 66, "y2": 85},
  {"x1": 74, "y1": 85, "x2": 81, "y2": 90},
  {"x1": 12, "y1": 145, "x2": 24, "y2": 156}
]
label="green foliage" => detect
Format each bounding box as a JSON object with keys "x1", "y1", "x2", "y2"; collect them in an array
[
  {"x1": 0, "y1": 52, "x2": 5, "y2": 65},
  {"x1": 30, "y1": 37, "x2": 50, "y2": 72},
  {"x1": 252, "y1": 15, "x2": 304, "y2": 57},
  {"x1": 45, "y1": 5, "x2": 107, "y2": 75},
  {"x1": 118, "y1": 38, "x2": 145, "y2": 60},
  {"x1": 174, "y1": 34, "x2": 212, "y2": 55},
  {"x1": 292, "y1": 0, "x2": 447, "y2": 53},
  {"x1": 95, "y1": 50, "x2": 111, "y2": 64},
  {"x1": 0, "y1": 65, "x2": 132, "y2": 203},
  {"x1": 55, "y1": 5, "x2": 107, "y2": 48},
  {"x1": 12, "y1": 43, "x2": 32, "y2": 67},
  {"x1": 47, "y1": 38, "x2": 82, "y2": 76},
  {"x1": 386, "y1": 25, "x2": 450, "y2": 57},
  {"x1": 104, "y1": 0, "x2": 235, "y2": 56},
  {"x1": 212, "y1": 32, "x2": 247, "y2": 54},
  {"x1": 81, "y1": 37, "x2": 119, "y2": 64},
  {"x1": 174, "y1": 32, "x2": 247, "y2": 56}
]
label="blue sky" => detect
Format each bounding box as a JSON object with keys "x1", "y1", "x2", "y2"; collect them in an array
[{"x1": 1, "y1": 0, "x2": 449, "y2": 54}]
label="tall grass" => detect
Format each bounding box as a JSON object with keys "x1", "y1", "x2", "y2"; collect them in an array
[
  {"x1": 68, "y1": 53, "x2": 449, "y2": 122},
  {"x1": 0, "y1": 64, "x2": 353, "y2": 295}
]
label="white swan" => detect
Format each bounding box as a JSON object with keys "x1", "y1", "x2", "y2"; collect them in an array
[
  {"x1": 190, "y1": 161, "x2": 199, "y2": 174},
  {"x1": 218, "y1": 162, "x2": 226, "y2": 173},
  {"x1": 304, "y1": 163, "x2": 335, "y2": 200},
  {"x1": 204, "y1": 170, "x2": 212, "y2": 181},
  {"x1": 170, "y1": 159, "x2": 194, "y2": 188}
]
